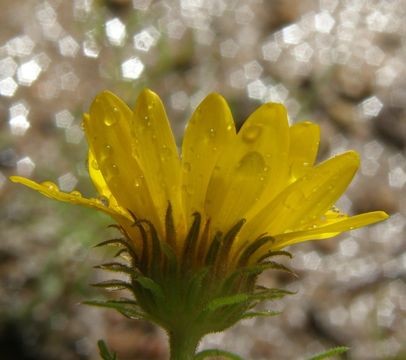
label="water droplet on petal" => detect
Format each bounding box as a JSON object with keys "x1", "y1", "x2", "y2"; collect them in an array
[
  {"x1": 110, "y1": 164, "x2": 119, "y2": 175},
  {"x1": 242, "y1": 124, "x2": 262, "y2": 143},
  {"x1": 237, "y1": 151, "x2": 266, "y2": 174},
  {"x1": 163, "y1": 145, "x2": 171, "y2": 154},
  {"x1": 98, "y1": 195, "x2": 109, "y2": 206},
  {"x1": 209, "y1": 128, "x2": 216, "y2": 137},
  {"x1": 100, "y1": 145, "x2": 113, "y2": 162},
  {"x1": 104, "y1": 107, "x2": 120, "y2": 126},
  {"x1": 69, "y1": 190, "x2": 82, "y2": 197},
  {"x1": 41, "y1": 181, "x2": 58, "y2": 191}
]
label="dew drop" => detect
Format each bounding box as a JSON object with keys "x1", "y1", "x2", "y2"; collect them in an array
[
  {"x1": 110, "y1": 164, "x2": 119, "y2": 175},
  {"x1": 69, "y1": 190, "x2": 82, "y2": 197},
  {"x1": 242, "y1": 124, "x2": 262, "y2": 143},
  {"x1": 100, "y1": 145, "x2": 113, "y2": 162},
  {"x1": 104, "y1": 107, "x2": 120, "y2": 126},
  {"x1": 98, "y1": 195, "x2": 109, "y2": 207},
  {"x1": 161, "y1": 145, "x2": 172, "y2": 158},
  {"x1": 209, "y1": 128, "x2": 216, "y2": 137},
  {"x1": 227, "y1": 124, "x2": 233, "y2": 131},
  {"x1": 237, "y1": 151, "x2": 266, "y2": 174},
  {"x1": 41, "y1": 181, "x2": 58, "y2": 191}
]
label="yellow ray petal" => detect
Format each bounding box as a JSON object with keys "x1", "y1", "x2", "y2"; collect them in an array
[
  {"x1": 272, "y1": 211, "x2": 389, "y2": 249},
  {"x1": 9, "y1": 176, "x2": 131, "y2": 220},
  {"x1": 205, "y1": 103, "x2": 290, "y2": 232},
  {"x1": 240, "y1": 151, "x2": 360, "y2": 241},
  {"x1": 241, "y1": 103, "x2": 290, "y2": 204},
  {"x1": 88, "y1": 148, "x2": 121, "y2": 210},
  {"x1": 131, "y1": 89, "x2": 184, "y2": 234},
  {"x1": 288, "y1": 121, "x2": 320, "y2": 182},
  {"x1": 83, "y1": 91, "x2": 160, "y2": 231},
  {"x1": 181, "y1": 93, "x2": 235, "y2": 222}
]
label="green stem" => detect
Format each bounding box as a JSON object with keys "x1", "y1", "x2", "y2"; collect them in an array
[{"x1": 169, "y1": 331, "x2": 200, "y2": 360}]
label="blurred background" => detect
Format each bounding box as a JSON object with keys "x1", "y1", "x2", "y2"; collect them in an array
[{"x1": 1, "y1": 0, "x2": 405, "y2": 359}]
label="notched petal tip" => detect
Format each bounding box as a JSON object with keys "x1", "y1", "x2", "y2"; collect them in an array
[
  {"x1": 9, "y1": 175, "x2": 22, "y2": 183},
  {"x1": 262, "y1": 102, "x2": 288, "y2": 116},
  {"x1": 340, "y1": 150, "x2": 360, "y2": 164},
  {"x1": 368, "y1": 210, "x2": 390, "y2": 221},
  {"x1": 323, "y1": 150, "x2": 360, "y2": 173},
  {"x1": 137, "y1": 88, "x2": 161, "y2": 104}
]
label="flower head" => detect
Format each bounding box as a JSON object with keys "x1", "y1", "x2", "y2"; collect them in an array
[
  {"x1": 10, "y1": 89, "x2": 388, "y2": 347},
  {"x1": 11, "y1": 89, "x2": 387, "y2": 257}
]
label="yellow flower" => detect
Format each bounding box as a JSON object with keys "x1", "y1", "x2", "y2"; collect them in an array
[
  {"x1": 10, "y1": 89, "x2": 389, "y2": 357},
  {"x1": 10, "y1": 89, "x2": 388, "y2": 264}
]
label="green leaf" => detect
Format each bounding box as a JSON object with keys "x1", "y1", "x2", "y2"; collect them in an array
[
  {"x1": 250, "y1": 287, "x2": 295, "y2": 302},
  {"x1": 97, "y1": 339, "x2": 117, "y2": 360},
  {"x1": 91, "y1": 280, "x2": 133, "y2": 291},
  {"x1": 160, "y1": 239, "x2": 179, "y2": 274},
  {"x1": 256, "y1": 250, "x2": 293, "y2": 263},
  {"x1": 246, "y1": 261, "x2": 297, "y2": 277},
  {"x1": 206, "y1": 293, "x2": 249, "y2": 312},
  {"x1": 133, "y1": 275, "x2": 165, "y2": 299},
  {"x1": 241, "y1": 310, "x2": 281, "y2": 319},
  {"x1": 95, "y1": 238, "x2": 139, "y2": 264},
  {"x1": 218, "y1": 219, "x2": 246, "y2": 263},
  {"x1": 182, "y1": 212, "x2": 202, "y2": 270},
  {"x1": 194, "y1": 349, "x2": 244, "y2": 360},
  {"x1": 94, "y1": 262, "x2": 136, "y2": 275},
  {"x1": 307, "y1": 346, "x2": 350, "y2": 360},
  {"x1": 83, "y1": 300, "x2": 145, "y2": 320},
  {"x1": 165, "y1": 203, "x2": 177, "y2": 249},
  {"x1": 186, "y1": 267, "x2": 210, "y2": 306},
  {"x1": 205, "y1": 232, "x2": 222, "y2": 266},
  {"x1": 237, "y1": 235, "x2": 274, "y2": 266}
]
